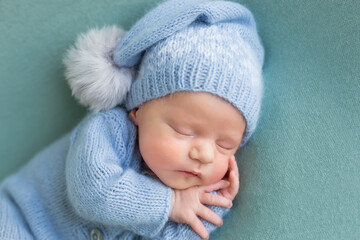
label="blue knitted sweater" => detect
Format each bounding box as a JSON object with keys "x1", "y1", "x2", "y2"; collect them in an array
[{"x1": 0, "y1": 107, "x2": 229, "y2": 239}]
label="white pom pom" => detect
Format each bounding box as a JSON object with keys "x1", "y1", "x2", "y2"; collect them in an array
[{"x1": 63, "y1": 25, "x2": 134, "y2": 112}]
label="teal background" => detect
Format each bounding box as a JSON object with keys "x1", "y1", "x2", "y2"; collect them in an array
[{"x1": 1, "y1": 0, "x2": 359, "y2": 239}]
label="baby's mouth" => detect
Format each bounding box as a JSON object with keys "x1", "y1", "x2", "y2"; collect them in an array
[{"x1": 177, "y1": 170, "x2": 201, "y2": 177}]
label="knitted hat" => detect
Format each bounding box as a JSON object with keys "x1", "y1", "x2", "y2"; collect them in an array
[{"x1": 64, "y1": 0, "x2": 264, "y2": 146}]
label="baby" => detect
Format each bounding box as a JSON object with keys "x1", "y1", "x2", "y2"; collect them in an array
[{"x1": 0, "y1": 0, "x2": 264, "y2": 239}]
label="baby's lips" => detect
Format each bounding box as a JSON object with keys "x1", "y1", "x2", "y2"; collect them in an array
[{"x1": 177, "y1": 170, "x2": 201, "y2": 177}]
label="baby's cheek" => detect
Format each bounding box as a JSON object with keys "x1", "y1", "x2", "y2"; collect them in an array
[
  {"x1": 140, "y1": 133, "x2": 179, "y2": 168},
  {"x1": 206, "y1": 160, "x2": 229, "y2": 184}
]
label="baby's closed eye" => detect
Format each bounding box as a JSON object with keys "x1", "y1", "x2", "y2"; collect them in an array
[
  {"x1": 168, "y1": 124, "x2": 194, "y2": 137},
  {"x1": 216, "y1": 140, "x2": 237, "y2": 150}
]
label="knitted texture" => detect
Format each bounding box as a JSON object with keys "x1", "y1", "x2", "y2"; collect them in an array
[
  {"x1": 113, "y1": 0, "x2": 264, "y2": 145},
  {"x1": 0, "y1": 108, "x2": 229, "y2": 239}
]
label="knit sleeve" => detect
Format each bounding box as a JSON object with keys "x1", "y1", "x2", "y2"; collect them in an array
[
  {"x1": 152, "y1": 198, "x2": 230, "y2": 240},
  {"x1": 65, "y1": 108, "x2": 172, "y2": 237}
]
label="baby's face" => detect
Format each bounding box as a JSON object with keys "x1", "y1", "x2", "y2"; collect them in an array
[{"x1": 130, "y1": 92, "x2": 246, "y2": 190}]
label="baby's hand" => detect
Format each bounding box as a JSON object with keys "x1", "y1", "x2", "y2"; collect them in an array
[
  {"x1": 217, "y1": 155, "x2": 240, "y2": 201},
  {"x1": 169, "y1": 180, "x2": 232, "y2": 240}
]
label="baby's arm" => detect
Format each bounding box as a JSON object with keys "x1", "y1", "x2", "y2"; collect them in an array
[{"x1": 65, "y1": 109, "x2": 172, "y2": 237}]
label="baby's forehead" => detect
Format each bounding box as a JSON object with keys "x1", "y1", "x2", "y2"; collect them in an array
[{"x1": 141, "y1": 91, "x2": 245, "y2": 132}]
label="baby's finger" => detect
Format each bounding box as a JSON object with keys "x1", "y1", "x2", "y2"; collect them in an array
[
  {"x1": 203, "y1": 180, "x2": 230, "y2": 193},
  {"x1": 197, "y1": 205, "x2": 223, "y2": 227},
  {"x1": 188, "y1": 214, "x2": 209, "y2": 240},
  {"x1": 229, "y1": 155, "x2": 239, "y2": 179},
  {"x1": 200, "y1": 193, "x2": 232, "y2": 208},
  {"x1": 228, "y1": 171, "x2": 240, "y2": 199},
  {"x1": 229, "y1": 164, "x2": 239, "y2": 186}
]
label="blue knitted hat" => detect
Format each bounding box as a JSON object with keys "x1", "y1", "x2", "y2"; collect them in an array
[{"x1": 64, "y1": 0, "x2": 264, "y2": 146}]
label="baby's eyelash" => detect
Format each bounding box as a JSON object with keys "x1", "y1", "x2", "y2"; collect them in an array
[
  {"x1": 216, "y1": 141, "x2": 236, "y2": 150},
  {"x1": 168, "y1": 124, "x2": 193, "y2": 137},
  {"x1": 175, "y1": 129, "x2": 193, "y2": 137},
  {"x1": 217, "y1": 144, "x2": 233, "y2": 150}
]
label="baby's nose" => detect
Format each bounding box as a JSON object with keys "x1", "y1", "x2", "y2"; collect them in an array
[
  {"x1": 199, "y1": 149, "x2": 214, "y2": 164},
  {"x1": 189, "y1": 140, "x2": 214, "y2": 164}
]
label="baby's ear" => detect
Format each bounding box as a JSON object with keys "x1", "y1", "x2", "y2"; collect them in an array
[{"x1": 129, "y1": 108, "x2": 139, "y2": 125}]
